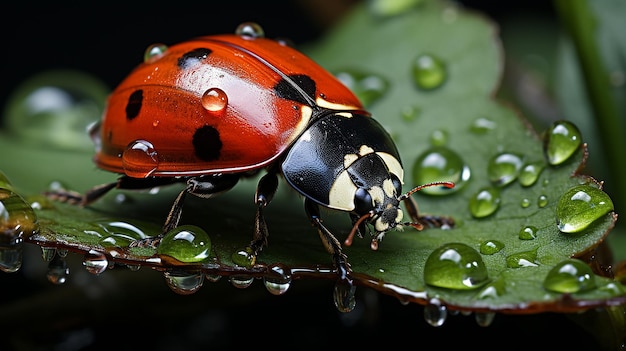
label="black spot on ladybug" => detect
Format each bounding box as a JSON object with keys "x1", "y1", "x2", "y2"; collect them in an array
[
  {"x1": 193, "y1": 125, "x2": 222, "y2": 161},
  {"x1": 274, "y1": 74, "x2": 316, "y2": 105},
  {"x1": 178, "y1": 48, "x2": 212, "y2": 69},
  {"x1": 126, "y1": 90, "x2": 143, "y2": 120}
]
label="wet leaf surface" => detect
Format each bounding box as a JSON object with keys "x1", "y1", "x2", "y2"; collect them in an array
[{"x1": 1, "y1": 0, "x2": 624, "y2": 320}]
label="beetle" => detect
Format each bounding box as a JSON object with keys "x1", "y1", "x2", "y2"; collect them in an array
[{"x1": 53, "y1": 22, "x2": 454, "y2": 286}]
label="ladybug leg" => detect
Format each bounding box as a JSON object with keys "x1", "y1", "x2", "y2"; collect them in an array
[
  {"x1": 44, "y1": 176, "x2": 181, "y2": 206},
  {"x1": 305, "y1": 198, "x2": 352, "y2": 283},
  {"x1": 248, "y1": 171, "x2": 279, "y2": 256},
  {"x1": 162, "y1": 174, "x2": 241, "y2": 233},
  {"x1": 404, "y1": 196, "x2": 455, "y2": 229},
  {"x1": 130, "y1": 174, "x2": 239, "y2": 248}
]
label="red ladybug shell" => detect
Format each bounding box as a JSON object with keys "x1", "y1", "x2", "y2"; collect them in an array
[{"x1": 92, "y1": 32, "x2": 363, "y2": 178}]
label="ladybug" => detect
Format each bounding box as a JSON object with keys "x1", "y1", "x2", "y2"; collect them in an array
[{"x1": 60, "y1": 22, "x2": 454, "y2": 285}]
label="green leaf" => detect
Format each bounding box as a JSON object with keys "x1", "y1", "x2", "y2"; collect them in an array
[{"x1": 0, "y1": 0, "x2": 623, "y2": 318}]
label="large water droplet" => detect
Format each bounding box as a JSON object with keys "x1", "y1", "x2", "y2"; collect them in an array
[
  {"x1": 468, "y1": 186, "x2": 500, "y2": 218},
  {"x1": 334, "y1": 70, "x2": 389, "y2": 107},
  {"x1": 333, "y1": 280, "x2": 356, "y2": 313},
  {"x1": 543, "y1": 258, "x2": 596, "y2": 293},
  {"x1": 83, "y1": 249, "x2": 108, "y2": 275},
  {"x1": 164, "y1": 270, "x2": 204, "y2": 295},
  {"x1": 544, "y1": 120, "x2": 582, "y2": 165},
  {"x1": 264, "y1": 263, "x2": 292, "y2": 296},
  {"x1": 157, "y1": 225, "x2": 211, "y2": 263},
  {"x1": 424, "y1": 298, "x2": 447, "y2": 327},
  {"x1": 479, "y1": 240, "x2": 504, "y2": 255},
  {"x1": 235, "y1": 22, "x2": 265, "y2": 38},
  {"x1": 556, "y1": 185, "x2": 614, "y2": 233},
  {"x1": 122, "y1": 140, "x2": 159, "y2": 178},
  {"x1": 487, "y1": 152, "x2": 524, "y2": 186},
  {"x1": 144, "y1": 43, "x2": 168, "y2": 63},
  {"x1": 424, "y1": 243, "x2": 489, "y2": 290},
  {"x1": 412, "y1": 146, "x2": 470, "y2": 195},
  {"x1": 412, "y1": 53, "x2": 447, "y2": 90},
  {"x1": 201, "y1": 87, "x2": 228, "y2": 112}
]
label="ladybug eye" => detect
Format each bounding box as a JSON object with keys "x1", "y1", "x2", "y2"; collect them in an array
[{"x1": 354, "y1": 188, "x2": 373, "y2": 214}]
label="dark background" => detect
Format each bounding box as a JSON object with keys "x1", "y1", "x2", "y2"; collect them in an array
[
  {"x1": 3, "y1": 1, "x2": 603, "y2": 351},
  {"x1": 1, "y1": 1, "x2": 555, "y2": 117}
]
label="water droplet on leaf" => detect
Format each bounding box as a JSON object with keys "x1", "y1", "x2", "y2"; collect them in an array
[
  {"x1": 412, "y1": 53, "x2": 447, "y2": 90},
  {"x1": 518, "y1": 226, "x2": 538, "y2": 240},
  {"x1": 333, "y1": 280, "x2": 356, "y2": 313},
  {"x1": 334, "y1": 70, "x2": 389, "y2": 107},
  {"x1": 487, "y1": 152, "x2": 524, "y2": 186},
  {"x1": 424, "y1": 298, "x2": 447, "y2": 326},
  {"x1": 231, "y1": 247, "x2": 256, "y2": 267},
  {"x1": 157, "y1": 225, "x2": 211, "y2": 263},
  {"x1": 401, "y1": 105, "x2": 421, "y2": 122},
  {"x1": 537, "y1": 194, "x2": 548, "y2": 208},
  {"x1": 556, "y1": 185, "x2": 614, "y2": 233},
  {"x1": 519, "y1": 161, "x2": 545, "y2": 187},
  {"x1": 506, "y1": 248, "x2": 538, "y2": 268},
  {"x1": 543, "y1": 258, "x2": 596, "y2": 293},
  {"x1": 83, "y1": 250, "x2": 108, "y2": 275},
  {"x1": 469, "y1": 117, "x2": 496, "y2": 134},
  {"x1": 429, "y1": 129, "x2": 448, "y2": 146},
  {"x1": 47, "y1": 255, "x2": 69, "y2": 284},
  {"x1": 230, "y1": 276, "x2": 254, "y2": 289},
  {"x1": 264, "y1": 263, "x2": 292, "y2": 296},
  {"x1": 164, "y1": 270, "x2": 204, "y2": 295},
  {"x1": 468, "y1": 187, "x2": 500, "y2": 218},
  {"x1": 544, "y1": 120, "x2": 582, "y2": 166},
  {"x1": 479, "y1": 240, "x2": 504, "y2": 255},
  {"x1": 424, "y1": 243, "x2": 489, "y2": 290},
  {"x1": 412, "y1": 146, "x2": 470, "y2": 195}
]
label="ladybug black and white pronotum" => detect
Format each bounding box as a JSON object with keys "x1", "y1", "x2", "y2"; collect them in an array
[{"x1": 60, "y1": 22, "x2": 454, "y2": 285}]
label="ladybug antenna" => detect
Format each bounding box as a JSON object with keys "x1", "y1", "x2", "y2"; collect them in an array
[
  {"x1": 344, "y1": 212, "x2": 373, "y2": 247},
  {"x1": 397, "y1": 181, "x2": 455, "y2": 202}
]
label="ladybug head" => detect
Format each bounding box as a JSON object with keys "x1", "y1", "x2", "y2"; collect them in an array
[{"x1": 347, "y1": 180, "x2": 455, "y2": 250}]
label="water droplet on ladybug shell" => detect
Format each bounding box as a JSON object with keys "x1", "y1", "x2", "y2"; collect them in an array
[
  {"x1": 122, "y1": 140, "x2": 159, "y2": 178},
  {"x1": 235, "y1": 22, "x2": 265, "y2": 39},
  {"x1": 144, "y1": 43, "x2": 168, "y2": 63},
  {"x1": 201, "y1": 88, "x2": 228, "y2": 112}
]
